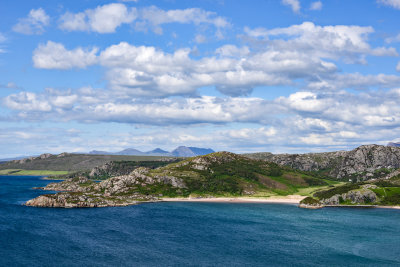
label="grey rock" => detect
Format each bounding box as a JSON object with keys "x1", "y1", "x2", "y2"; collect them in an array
[{"x1": 245, "y1": 145, "x2": 400, "y2": 181}]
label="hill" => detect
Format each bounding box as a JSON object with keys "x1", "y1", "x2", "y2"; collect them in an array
[
  {"x1": 26, "y1": 152, "x2": 337, "y2": 208},
  {"x1": 245, "y1": 144, "x2": 400, "y2": 182},
  {"x1": 0, "y1": 153, "x2": 177, "y2": 172}
]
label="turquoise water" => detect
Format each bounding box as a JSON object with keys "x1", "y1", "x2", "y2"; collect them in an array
[{"x1": 1, "y1": 176, "x2": 400, "y2": 266}]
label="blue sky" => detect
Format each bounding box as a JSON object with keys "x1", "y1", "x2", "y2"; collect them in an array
[{"x1": 1, "y1": 0, "x2": 400, "y2": 157}]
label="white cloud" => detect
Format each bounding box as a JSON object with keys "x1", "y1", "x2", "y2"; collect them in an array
[
  {"x1": 0, "y1": 82, "x2": 21, "y2": 90},
  {"x1": 136, "y1": 6, "x2": 230, "y2": 34},
  {"x1": 0, "y1": 33, "x2": 6, "y2": 43},
  {"x1": 378, "y1": 0, "x2": 400, "y2": 9},
  {"x1": 0, "y1": 33, "x2": 6, "y2": 53},
  {"x1": 397, "y1": 62, "x2": 400, "y2": 72},
  {"x1": 33, "y1": 41, "x2": 98, "y2": 69},
  {"x1": 13, "y1": 8, "x2": 50, "y2": 35},
  {"x1": 215, "y1": 45, "x2": 250, "y2": 57},
  {"x1": 97, "y1": 41, "x2": 336, "y2": 97},
  {"x1": 281, "y1": 0, "x2": 300, "y2": 13},
  {"x1": 32, "y1": 22, "x2": 398, "y2": 97},
  {"x1": 264, "y1": 22, "x2": 397, "y2": 62},
  {"x1": 310, "y1": 1, "x2": 323, "y2": 10},
  {"x1": 194, "y1": 34, "x2": 206, "y2": 43},
  {"x1": 385, "y1": 33, "x2": 400, "y2": 43},
  {"x1": 4, "y1": 92, "x2": 52, "y2": 112},
  {"x1": 307, "y1": 73, "x2": 400, "y2": 91},
  {"x1": 59, "y1": 3, "x2": 137, "y2": 33},
  {"x1": 4, "y1": 86, "x2": 400, "y2": 153}
]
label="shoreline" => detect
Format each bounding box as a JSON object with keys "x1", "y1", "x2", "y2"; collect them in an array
[
  {"x1": 160, "y1": 196, "x2": 400, "y2": 210},
  {"x1": 161, "y1": 195, "x2": 306, "y2": 204}
]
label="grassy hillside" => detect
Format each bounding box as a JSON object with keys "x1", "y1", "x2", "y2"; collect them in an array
[
  {"x1": 0, "y1": 153, "x2": 177, "y2": 172},
  {"x1": 141, "y1": 152, "x2": 339, "y2": 197}
]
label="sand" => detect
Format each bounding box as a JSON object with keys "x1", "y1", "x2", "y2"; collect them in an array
[{"x1": 161, "y1": 195, "x2": 306, "y2": 204}]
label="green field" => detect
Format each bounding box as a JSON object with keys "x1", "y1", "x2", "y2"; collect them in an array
[{"x1": 0, "y1": 169, "x2": 68, "y2": 176}]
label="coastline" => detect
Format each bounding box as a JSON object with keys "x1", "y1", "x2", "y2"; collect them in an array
[{"x1": 161, "y1": 195, "x2": 306, "y2": 204}]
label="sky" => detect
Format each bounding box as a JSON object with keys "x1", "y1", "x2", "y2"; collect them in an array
[{"x1": 1, "y1": 0, "x2": 400, "y2": 157}]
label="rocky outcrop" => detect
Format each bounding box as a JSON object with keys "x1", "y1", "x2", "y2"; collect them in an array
[
  {"x1": 245, "y1": 145, "x2": 400, "y2": 181},
  {"x1": 298, "y1": 197, "x2": 324, "y2": 209},
  {"x1": 35, "y1": 177, "x2": 94, "y2": 192},
  {"x1": 25, "y1": 192, "x2": 158, "y2": 208},
  {"x1": 321, "y1": 189, "x2": 378, "y2": 205},
  {"x1": 26, "y1": 167, "x2": 186, "y2": 208}
]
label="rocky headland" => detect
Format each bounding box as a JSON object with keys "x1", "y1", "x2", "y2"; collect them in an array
[{"x1": 25, "y1": 152, "x2": 331, "y2": 208}]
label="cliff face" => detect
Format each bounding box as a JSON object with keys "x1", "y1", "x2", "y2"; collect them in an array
[{"x1": 245, "y1": 145, "x2": 400, "y2": 181}]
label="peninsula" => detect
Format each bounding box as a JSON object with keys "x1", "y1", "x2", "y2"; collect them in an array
[{"x1": 25, "y1": 145, "x2": 400, "y2": 209}]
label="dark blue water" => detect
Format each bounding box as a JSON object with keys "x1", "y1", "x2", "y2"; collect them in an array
[{"x1": 1, "y1": 176, "x2": 400, "y2": 266}]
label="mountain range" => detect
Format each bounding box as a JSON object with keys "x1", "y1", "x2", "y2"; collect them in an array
[{"x1": 88, "y1": 146, "x2": 214, "y2": 157}]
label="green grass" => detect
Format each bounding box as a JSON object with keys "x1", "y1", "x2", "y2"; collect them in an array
[{"x1": 0, "y1": 169, "x2": 68, "y2": 176}]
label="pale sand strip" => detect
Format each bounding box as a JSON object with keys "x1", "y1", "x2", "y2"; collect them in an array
[
  {"x1": 161, "y1": 195, "x2": 306, "y2": 204},
  {"x1": 376, "y1": 206, "x2": 400, "y2": 210}
]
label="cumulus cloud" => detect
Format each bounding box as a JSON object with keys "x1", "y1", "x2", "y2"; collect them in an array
[
  {"x1": 4, "y1": 92, "x2": 52, "y2": 112},
  {"x1": 259, "y1": 22, "x2": 397, "y2": 63},
  {"x1": 13, "y1": 8, "x2": 50, "y2": 35},
  {"x1": 59, "y1": 3, "x2": 137, "y2": 33},
  {"x1": 42, "y1": 40, "x2": 329, "y2": 97},
  {"x1": 31, "y1": 21, "x2": 398, "y2": 97},
  {"x1": 278, "y1": 89, "x2": 400, "y2": 128},
  {"x1": 310, "y1": 1, "x2": 323, "y2": 10},
  {"x1": 307, "y1": 73, "x2": 400, "y2": 91},
  {"x1": 33, "y1": 41, "x2": 98, "y2": 69},
  {"x1": 397, "y1": 62, "x2": 400, "y2": 72},
  {"x1": 4, "y1": 86, "x2": 400, "y2": 152},
  {"x1": 378, "y1": 0, "x2": 400, "y2": 9},
  {"x1": 136, "y1": 6, "x2": 230, "y2": 34},
  {"x1": 281, "y1": 0, "x2": 301, "y2": 13}
]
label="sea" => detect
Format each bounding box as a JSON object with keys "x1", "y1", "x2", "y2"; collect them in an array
[{"x1": 1, "y1": 175, "x2": 400, "y2": 267}]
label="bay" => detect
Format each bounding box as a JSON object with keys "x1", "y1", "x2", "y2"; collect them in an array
[{"x1": 1, "y1": 175, "x2": 400, "y2": 266}]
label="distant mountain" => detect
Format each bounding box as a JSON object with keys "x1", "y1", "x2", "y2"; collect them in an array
[
  {"x1": 171, "y1": 146, "x2": 215, "y2": 157},
  {"x1": 88, "y1": 146, "x2": 215, "y2": 157},
  {"x1": 188, "y1": 147, "x2": 215, "y2": 156},
  {"x1": 88, "y1": 150, "x2": 112, "y2": 155},
  {"x1": 388, "y1": 142, "x2": 400, "y2": 147},
  {"x1": 171, "y1": 146, "x2": 196, "y2": 157},
  {"x1": 146, "y1": 148, "x2": 171, "y2": 156},
  {"x1": 118, "y1": 148, "x2": 145, "y2": 155}
]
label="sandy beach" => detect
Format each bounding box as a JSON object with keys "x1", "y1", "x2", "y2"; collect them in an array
[{"x1": 161, "y1": 195, "x2": 306, "y2": 204}]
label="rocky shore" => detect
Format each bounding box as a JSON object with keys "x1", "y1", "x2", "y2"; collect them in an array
[{"x1": 25, "y1": 167, "x2": 182, "y2": 208}]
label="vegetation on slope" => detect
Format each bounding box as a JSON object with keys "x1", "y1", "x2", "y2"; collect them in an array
[
  {"x1": 311, "y1": 173, "x2": 400, "y2": 206},
  {"x1": 143, "y1": 152, "x2": 335, "y2": 197}
]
